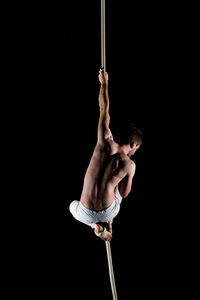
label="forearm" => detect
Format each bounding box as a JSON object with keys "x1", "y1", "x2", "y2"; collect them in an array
[
  {"x1": 97, "y1": 70, "x2": 112, "y2": 143},
  {"x1": 98, "y1": 83, "x2": 109, "y2": 112},
  {"x1": 98, "y1": 85, "x2": 111, "y2": 141}
]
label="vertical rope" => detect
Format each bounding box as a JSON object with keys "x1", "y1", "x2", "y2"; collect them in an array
[
  {"x1": 105, "y1": 241, "x2": 118, "y2": 300},
  {"x1": 101, "y1": 0, "x2": 106, "y2": 71},
  {"x1": 101, "y1": 2, "x2": 118, "y2": 299}
]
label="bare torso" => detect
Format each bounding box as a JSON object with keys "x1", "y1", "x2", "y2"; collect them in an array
[{"x1": 80, "y1": 142, "x2": 135, "y2": 210}]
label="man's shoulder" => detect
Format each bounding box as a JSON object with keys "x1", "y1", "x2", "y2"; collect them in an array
[
  {"x1": 129, "y1": 159, "x2": 136, "y2": 171},
  {"x1": 115, "y1": 153, "x2": 134, "y2": 171},
  {"x1": 126, "y1": 158, "x2": 135, "y2": 169},
  {"x1": 118, "y1": 153, "x2": 135, "y2": 164},
  {"x1": 123, "y1": 156, "x2": 136, "y2": 173}
]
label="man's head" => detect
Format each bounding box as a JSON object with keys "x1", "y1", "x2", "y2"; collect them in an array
[{"x1": 115, "y1": 123, "x2": 143, "y2": 156}]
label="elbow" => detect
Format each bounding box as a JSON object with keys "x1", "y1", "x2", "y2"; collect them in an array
[
  {"x1": 122, "y1": 193, "x2": 129, "y2": 199},
  {"x1": 121, "y1": 189, "x2": 131, "y2": 198}
]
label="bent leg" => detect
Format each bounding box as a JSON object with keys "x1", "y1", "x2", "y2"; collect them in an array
[
  {"x1": 80, "y1": 143, "x2": 108, "y2": 209},
  {"x1": 69, "y1": 200, "x2": 96, "y2": 227}
]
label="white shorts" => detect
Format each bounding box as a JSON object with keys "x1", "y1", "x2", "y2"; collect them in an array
[{"x1": 69, "y1": 186, "x2": 122, "y2": 227}]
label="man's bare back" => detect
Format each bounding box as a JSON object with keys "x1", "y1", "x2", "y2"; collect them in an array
[{"x1": 80, "y1": 143, "x2": 136, "y2": 211}]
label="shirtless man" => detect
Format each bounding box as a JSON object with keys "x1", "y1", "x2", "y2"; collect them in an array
[{"x1": 69, "y1": 69, "x2": 142, "y2": 242}]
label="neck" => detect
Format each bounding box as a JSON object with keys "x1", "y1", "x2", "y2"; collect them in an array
[{"x1": 119, "y1": 144, "x2": 130, "y2": 156}]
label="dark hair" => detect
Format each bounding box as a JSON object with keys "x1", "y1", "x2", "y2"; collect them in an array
[{"x1": 114, "y1": 123, "x2": 143, "y2": 146}]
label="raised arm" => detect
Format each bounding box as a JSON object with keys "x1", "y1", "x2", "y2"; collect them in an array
[{"x1": 97, "y1": 69, "x2": 113, "y2": 145}]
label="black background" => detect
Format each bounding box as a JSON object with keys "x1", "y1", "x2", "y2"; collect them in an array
[{"x1": 9, "y1": 1, "x2": 197, "y2": 299}]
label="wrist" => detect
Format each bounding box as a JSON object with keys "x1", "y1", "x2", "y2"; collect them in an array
[{"x1": 100, "y1": 82, "x2": 108, "y2": 88}]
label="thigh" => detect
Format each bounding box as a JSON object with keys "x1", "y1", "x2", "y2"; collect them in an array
[{"x1": 80, "y1": 144, "x2": 107, "y2": 207}]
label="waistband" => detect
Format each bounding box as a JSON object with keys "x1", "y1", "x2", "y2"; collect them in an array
[{"x1": 79, "y1": 185, "x2": 122, "y2": 214}]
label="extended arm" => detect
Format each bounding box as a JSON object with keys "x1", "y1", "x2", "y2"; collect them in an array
[{"x1": 97, "y1": 69, "x2": 113, "y2": 145}]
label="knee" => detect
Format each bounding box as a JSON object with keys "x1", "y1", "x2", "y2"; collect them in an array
[{"x1": 69, "y1": 200, "x2": 79, "y2": 214}]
